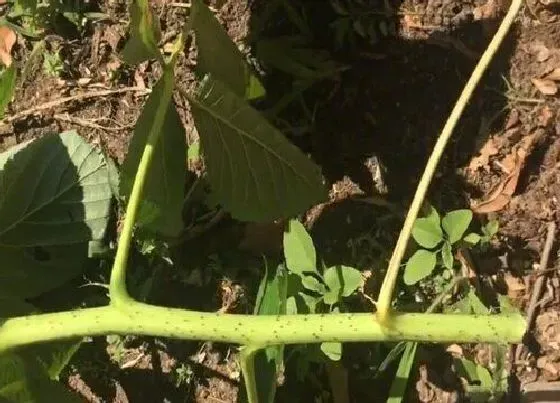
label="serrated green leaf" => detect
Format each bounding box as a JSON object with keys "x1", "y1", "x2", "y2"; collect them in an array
[
  {"x1": 121, "y1": 0, "x2": 162, "y2": 65},
  {"x1": 320, "y1": 342, "x2": 342, "y2": 361},
  {"x1": 403, "y1": 250, "x2": 436, "y2": 285},
  {"x1": 442, "y1": 241, "x2": 454, "y2": 270},
  {"x1": 189, "y1": 76, "x2": 327, "y2": 222},
  {"x1": 283, "y1": 219, "x2": 316, "y2": 275},
  {"x1": 191, "y1": 0, "x2": 265, "y2": 100},
  {"x1": 387, "y1": 342, "x2": 417, "y2": 403},
  {"x1": 120, "y1": 72, "x2": 186, "y2": 237},
  {"x1": 323, "y1": 265, "x2": 362, "y2": 305},
  {"x1": 0, "y1": 65, "x2": 16, "y2": 119},
  {"x1": 412, "y1": 217, "x2": 443, "y2": 248},
  {"x1": 464, "y1": 232, "x2": 481, "y2": 244},
  {"x1": 442, "y1": 209, "x2": 473, "y2": 244},
  {"x1": 0, "y1": 132, "x2": 112, "y2": 297}
]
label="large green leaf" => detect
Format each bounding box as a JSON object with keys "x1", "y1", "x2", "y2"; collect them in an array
[
  {"x1": 120, "y1": 73, "x2": 186, "y2": 237},
  {"x1": 121, "y1": 0, "x2": 162, "y2": 65},
  {"x1": 191, "y1": 0, "x2": 265, "y2": 100},
  {"x1": 189, "y1": 76, "x2": 327, "y2": 222},
  {"x1": 0, "y1": 132, "x2": 112, "y2": 297},
  {"x1": 0, "y1": 65, "x2": 16, "y2": 119}
]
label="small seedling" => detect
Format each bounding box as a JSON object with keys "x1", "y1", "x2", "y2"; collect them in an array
[
  {"x1": 173, "y1": 363, "x2": 195, "y2": 388},
  {"x1": 404, "y1": 206, "x2": 499, "y2": 286},
  {"x1": 283, "y1": 219, "x2": 363, "y2": 361},
  {"x1": 43, "y1": 49, "x2": 64, "y2": 77}
]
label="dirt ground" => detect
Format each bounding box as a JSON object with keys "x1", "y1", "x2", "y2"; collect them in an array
[{"x1": 1, "y1": 0, "x2": 560, "y2": 401}]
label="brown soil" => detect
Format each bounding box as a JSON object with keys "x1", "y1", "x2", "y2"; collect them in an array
[{"x1": 2, "y1": 0, "x2": 560, "y2": 401}]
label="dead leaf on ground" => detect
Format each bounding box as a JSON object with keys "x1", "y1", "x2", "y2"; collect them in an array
[
  {"x1": 471, "y1": 165, "x2": 521, "y2": 213},
  {"x1": 504, "y1": 272, "x2": 526, "y2": 299},
  {"x1": 538, "y1": 105, "x2": 554, "y2": 127},
  {"x1": 134, "y1": 69, "x2": 146, "y2": 90},
  {"x1": 472, "y1": 133, "x2": 538, "y2": 213},
  {"x1": 540, "y1": 0, "x2": 560, "y2": 6},
  {"x1": 446, "y1": 344, "x2": 463, "y2": 358},
  {"x1": 468, "y1": 137, "x2": 499, "y2": 171},
  {"x1": 532, "y1": 78, "x2": 558, "y2": 95},
  {"x1": 544, "y1": 68, "x2": 560, "y2": 81},
  {"x1": 473, "y1": 0, "x2": 502, "y2": 20},
  {"x1": 535, "y1": 43, "x2": 551, "y2": 62},
  {"x1": 0, "y1": 26, "x2": 16, "y2": 67},
  {"x1": 505, "y1": 109, "x2": 520, "y2": 130}
]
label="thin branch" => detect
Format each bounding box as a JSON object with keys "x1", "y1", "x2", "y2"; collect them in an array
[
  {"x1": 170, "y1": 2, "x2": 218, "y2": 12},
  {"x1": 1, "y1": 87, "x2": 150, "y2": 129},
  {"x1": 514, "y1": 221, "x2": 556, "y2": 362},
  {"x1": 525, "y1": 222, "x2": 557, "y2": 330},
  {"x1": 53, "y1": 113, "x2": 134, "y2": 132},
  {"x1": 375, "y1": 0, "x2": 524, "y2": 323}
]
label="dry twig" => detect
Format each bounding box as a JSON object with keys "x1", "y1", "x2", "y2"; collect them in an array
[
  {"x1": 525, "y1": 222, "x2": 557, "y2": 328},
  {"x1": 53, "y1": 113, "x2": 134, "y2": 132},
  {"x1": 170, "y1": 2, "x2": 218, "y2": 12},
  {"x1": 1, "y1": 87, "x2": 150, "y2": 130},
  {"x1": 515, "y1": 222, "x2": 557, "y2": 362}
]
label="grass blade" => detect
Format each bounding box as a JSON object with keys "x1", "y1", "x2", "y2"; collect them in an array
[{"x1": 387, "y1": 342, "x2": 417, "y2": 403}]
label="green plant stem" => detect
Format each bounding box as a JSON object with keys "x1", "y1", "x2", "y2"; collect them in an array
[
  {"x1": 0, "y1": 302, "x2": 525, "y2": 354},
  {"x1": 239, "y1": 345, "x2": 262, "y2": 403},
  {"x1": 375, "y1": 0, "x2": 524, "y2": 323},
  {"x1": 109, "y1": 65, "x2": 176, "y2": 306}
]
